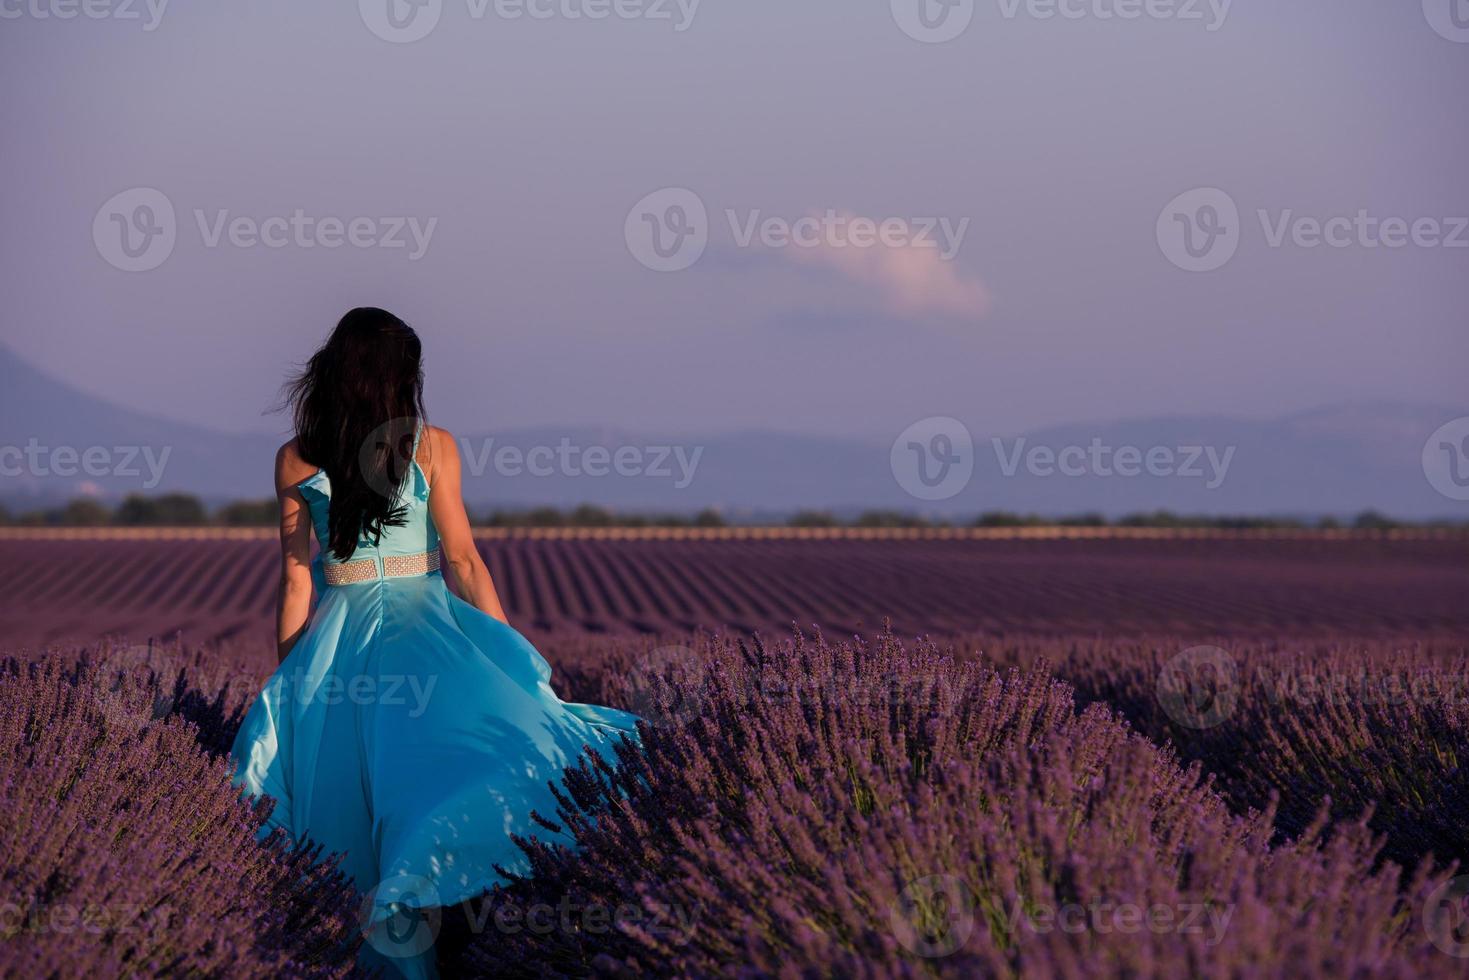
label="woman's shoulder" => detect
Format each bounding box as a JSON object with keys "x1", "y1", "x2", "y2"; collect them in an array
[
  {"x1": 421, "y1": 424, "x2": 458, "y2": 455},
  {"x1": 417, "y1": 425, "x2": 463, "y2": 484},
  {"x1": 275, "y1": 439, "x2": 319, "y2": 491}
]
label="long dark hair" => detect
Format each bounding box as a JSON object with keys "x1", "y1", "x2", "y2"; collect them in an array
[{"x1": 285, "y1": 307, "x2": 425, "y2": 561}]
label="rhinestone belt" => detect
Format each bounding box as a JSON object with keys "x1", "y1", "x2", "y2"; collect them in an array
[{"x1": 322, "y1": 550, "x2": 441, "y2": 587}]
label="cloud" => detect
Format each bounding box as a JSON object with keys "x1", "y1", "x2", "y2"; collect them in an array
[{"x1": 778, "y1": 212, "x2": 990, "y2": 320}]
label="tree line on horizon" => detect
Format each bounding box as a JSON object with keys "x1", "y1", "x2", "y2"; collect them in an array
[{"x1": 0, "y1": 495, "x2": 1463, "y2": 532}]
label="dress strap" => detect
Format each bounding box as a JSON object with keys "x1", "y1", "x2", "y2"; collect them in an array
[{"x1": 410, "y1": 419, "x2": 430, "y2": 493}]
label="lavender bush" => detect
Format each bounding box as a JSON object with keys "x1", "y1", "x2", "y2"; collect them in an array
[
  {"x1": 969, "y1": 635, "x2": 1469, "y2": 871},
  {"x1": 454, "y1": 631, "x2": 1466, "y2": 977},
  {"x1": 540, "y1": 628, "x2": 1469, "y2": 873},
  {"x1": 0, "y1": 649, "x2": 362, "y2": 977},
  {"x1": 6, "y1": 630, "x2": 1468, "y2": 977}
]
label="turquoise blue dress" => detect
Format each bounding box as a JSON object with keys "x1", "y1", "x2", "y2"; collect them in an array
[{"x1": 230, "y1": 434, "x2": 640, "y2": 977}]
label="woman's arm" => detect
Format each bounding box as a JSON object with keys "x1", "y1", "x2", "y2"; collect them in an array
[
  {"x1": 426, "y1": 427, "x2": 510, "y2": 624},
  {"x1": 275, "y1": 444, "x2": 315, "y2": 663}
]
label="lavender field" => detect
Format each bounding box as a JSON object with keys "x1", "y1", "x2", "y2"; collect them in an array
[
  {"x1": 4, "y1": 534, "x2": 1469, "y2": 976},
  {"x1": 3, "y1": 531, "x2": 1466, "y2": 646},
  {"x1": 8, "y1": 0, "x2": 1469, "y2": 971}
]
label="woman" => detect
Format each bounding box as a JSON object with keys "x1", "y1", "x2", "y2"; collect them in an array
[{"x1": 230, "y1": 308, "x2": 640, "y2": 978}]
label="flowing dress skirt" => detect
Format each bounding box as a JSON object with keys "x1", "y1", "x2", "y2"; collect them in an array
[{"x1": 231, "y1": 571, "x2": 640, "y2": 978}]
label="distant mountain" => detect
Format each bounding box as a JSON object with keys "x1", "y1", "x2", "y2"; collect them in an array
[
  {"x1": 2, "y1": 345, "x2": 1465, "y2": 519},
  {"x1": 0, "y1": 346, "x2": 283, "y2": 503},
  {"x1": 960, "y1": 406, "x2": 1466, "y2": 520}
]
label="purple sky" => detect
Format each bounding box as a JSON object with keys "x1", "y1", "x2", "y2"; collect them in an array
[{"x1": 1, "y1": 1, "x2": 1465, "y2": 442}]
